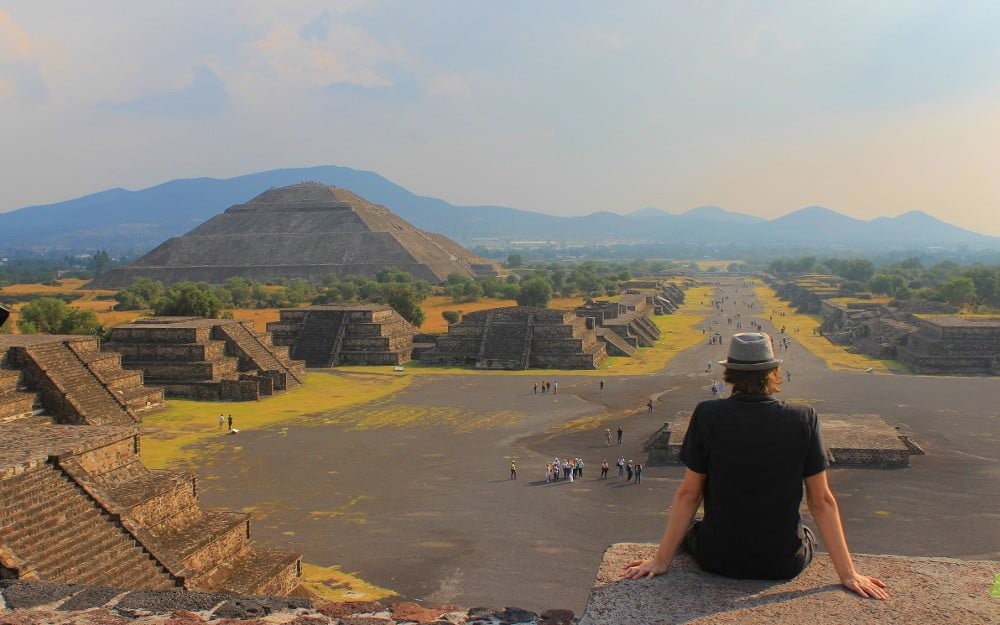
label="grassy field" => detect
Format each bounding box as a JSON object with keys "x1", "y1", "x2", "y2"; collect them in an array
[
  {"x1": 140, "y1": 371, "x2": 416, "y2": 469},
  {"x1": 754, "y1": 285, "x2": 907, "y2": 373}
]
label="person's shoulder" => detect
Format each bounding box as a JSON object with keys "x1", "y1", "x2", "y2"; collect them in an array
[{"x1": 777, "y1": 399, "x2": 818, "y2": 421}]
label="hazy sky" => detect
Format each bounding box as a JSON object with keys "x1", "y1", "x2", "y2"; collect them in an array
[{"x1": 3, "y1": 1, "x2": 1000, "y2": 234}]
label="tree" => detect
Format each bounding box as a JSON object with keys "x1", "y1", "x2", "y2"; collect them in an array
[
  {"x1": 937, "y1": 277, "x2": 976, "y2": 307},
  {"x1": 444, "y1": 277, "x2": 484, "y2": 303},
  {"x1": 516, "y1": 276, "x2": 552, "y2": 308},
  {"x1": 90, "y1": 250, "x2": 113, "y2": 276},
  {"x1": 114, "y1": 277, "x2": 165, "y2": 311},
  {"x1": 868, "y1": 274, "x2": 905, "y2": 296},
  {"x1": 17, "y1": 298, "x2": 101, "y2": 335},
  {"x1": 154, "y1": 282, "x2": 225, "y2": 318},
  {"x1": 506, "y1": 254, "x2": 523, "y2": 268},
  {"x1": 442, "y1": 310, "x2": 461, "y2": 324},
  {"x1": 386, "y1": 285, "x2": 425, "y2": 327},
  {"x1": 964, "y1": 267, "x2": 1000, "y2": 306}
]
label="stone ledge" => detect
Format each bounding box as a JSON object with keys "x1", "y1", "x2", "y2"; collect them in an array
[
  {"x1": 0, "y1": 581, "x2": 571, "y2": 624},
  {"x1": 579, "y1": 543, "x2": 997, "y2": 625}
]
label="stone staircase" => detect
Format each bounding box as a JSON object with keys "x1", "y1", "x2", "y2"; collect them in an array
[
  {"x1": 212, "y1": 321, "x2": 304, "y2": 387},
  {"x1": 0, "y1": 462, "x2": 178, "y2": 590},
  {"x1": 290, "y1": 311, "x2": 347, "y2": 367},
  {"x1": 21, "y1": 341, "x2": 137, "y2": 425},
  {"x1": 57, "y1": 449, "x2": 301, "y2": 597}
]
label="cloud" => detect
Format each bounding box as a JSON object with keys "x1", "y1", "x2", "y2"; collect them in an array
[
  {"x1": 0, "y1": 11, "x2": 32, "y2": 59},
  {"x1": 251, "y1": 14, "x2": 402, "y2": 89},
  {"x1": 426, "y1": 73, "x2": 469, "y2": 96},
  {"x1": 574, "y1": 27, "x2": 630, "y2": 50},
  {"x1": 111, "y1": 65, "x2": 229, "y2": 117}
]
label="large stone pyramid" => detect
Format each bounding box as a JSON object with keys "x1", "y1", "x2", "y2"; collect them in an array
[{"x1": 90, "y1": 183, "x2": 502, "y2": 288}]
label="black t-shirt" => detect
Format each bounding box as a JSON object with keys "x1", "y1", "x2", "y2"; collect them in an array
[{"x1": 679, "y1": 393, "x2": 828, "y2": 579}]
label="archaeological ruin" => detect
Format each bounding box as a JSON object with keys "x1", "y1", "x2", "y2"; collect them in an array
[
  {"x1": 644, "y1": 411, "x2": 923, "y2": 468},
  {"x1": 0, "y1": 335, "x2": 301, "y2": 595},
  {"x1": 419, "y1": 307, "x2": 609, "y2": 370},
  {"x1": 772, "y1": 275, "x2": 999, "y2": 375},
  {"x1": 105, "y1": 317, "x2": 306, "y2": 401},
  {"x1": 267, "y1": 305, "x2": 417, "y2": 367},
  {"x1": 896, "y1": 316, "x2": 1000, "y2": 375},
  {"x1": 89, "y1": 182, "x2": 503, "y2": 289}
]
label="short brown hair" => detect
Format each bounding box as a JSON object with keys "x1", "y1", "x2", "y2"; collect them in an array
[{"x1": 723, "y1": 367, "x2": 782, "y2": 395}]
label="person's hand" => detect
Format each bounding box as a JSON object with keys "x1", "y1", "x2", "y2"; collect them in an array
[
  {"x1": 621, "y1": 558, "x2": 670, "y2": 580},
  {"x1": 841, "y1": 573, "x2": 889, "y2": 599}
]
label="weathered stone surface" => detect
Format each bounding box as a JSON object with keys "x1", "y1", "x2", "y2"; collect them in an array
[
  {"x1": 538, "y1": 609, "x2": 574, "y2": 625},
  {"x1": 316, "y1": 602, "x2": 384, "y2": 618},
  {"x1": 645, "y1": 411, "x2": 917, "y2": 468},
  {"x1": 105, "y1": 317, "x2": 305, "y2": 402},
  {"x1": 421, "y1": 307, "x2": 607, "y2": 370},
  {"x1": 0, "y1": 581, "x2": 79, "y2": 609},
  {"x1": 579, "y1": 543, "x2": 997, "y2": 625},
  {"x1": 269, "y1": 306, "x2": 417, "y2": 367},
  {"x1": 89, "y1": 183, "x2": 502, "y2": 288}
]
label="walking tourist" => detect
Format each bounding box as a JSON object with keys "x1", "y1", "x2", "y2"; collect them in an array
[
  {"x1": 600, "y1": 379, "x2": 605, "y2": 391},
  {"x1": 601, "y1": 460, "x2": 609, "y2": 479},
  {"x1": 626, "y1": 460, "x2": 634, "y2": 483},
  {"x1": 218, "y1": 414, "x2": 225, "y2": 429},
  {"x1": 510, "y1": 460, "x2": 517, "y2": 480},
  {"x1": 227, "y1": 414, "x2": 233, "y2": 430},
  {"x1": 647, "y1": 399, "x2": 654, "y2": 413},
  {"x1": 621, "y1": 332, "x2": 889, "y2": 600},
  {"x1": 617, "y1": 457, "x2": 625, "y2": 477},
  {"x1": 635, "y1": 463, "x2": 643, "y2": 484},
  {"x1": 534, "y1": 382, "x2": 538, "y2": 394},
  {"x1": 605, "y1": 428, "x2": 612, "y2": 446},
  {"x1": 617, "y1": 427, "x2": 624, "y2": 445}
]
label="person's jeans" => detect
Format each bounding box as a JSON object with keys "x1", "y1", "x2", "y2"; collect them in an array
[{"x1": 682, "y1": 521, "x2": 817, "y2": 579}]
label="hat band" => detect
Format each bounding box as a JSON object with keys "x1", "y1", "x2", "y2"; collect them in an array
[{"x1": 726, "y1": 357, "x2": 775, "y2": 365}]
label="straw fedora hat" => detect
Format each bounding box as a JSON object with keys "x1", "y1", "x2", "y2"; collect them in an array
[{"x1": 718, "y1": 332, "x2": 783, "y2": 371}]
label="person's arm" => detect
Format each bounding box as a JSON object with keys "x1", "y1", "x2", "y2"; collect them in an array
[
  {"x1": 622, "y1": 469, "x2": 705, "y2": 579},
  {"x1": 804, "y1": 471, "x2": 889, "y2": 600}
]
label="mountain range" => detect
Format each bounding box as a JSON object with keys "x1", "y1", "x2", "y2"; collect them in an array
[{"x1": 0, "y1": 164, "x2": 996, "y2": 254}]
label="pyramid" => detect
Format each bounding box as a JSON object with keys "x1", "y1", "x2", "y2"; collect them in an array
[{"x1": 89, "y1": 182, "x2": 503, "y2": 288}]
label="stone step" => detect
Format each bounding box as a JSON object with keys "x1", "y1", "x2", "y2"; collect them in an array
[
  {"x1": 218, "y1": 546, "x2": 301, "y2": 596},
  {"x1": 151, "y1": 510, "x2": 249, "y2": 572}
]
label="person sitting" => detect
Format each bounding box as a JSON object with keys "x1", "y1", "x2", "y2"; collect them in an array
[{"x1": 622, "y1": 332, "x2": 888, "y2": 600}]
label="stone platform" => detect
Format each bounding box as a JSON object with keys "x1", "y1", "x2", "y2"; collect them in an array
[
  {"x1": 579, "y1": 543, "x2": 997, "y2": 625},
  {"x1": 645, "y1": 412, "x2": 918, "y2": 468}
]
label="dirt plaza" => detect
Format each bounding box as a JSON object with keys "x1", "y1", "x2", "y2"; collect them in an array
[{"x1": 153, "y1": 279, "x2": 1000, "y2": 613}]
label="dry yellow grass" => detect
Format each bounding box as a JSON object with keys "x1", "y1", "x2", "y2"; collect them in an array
[
  {"x1": 695, "y1": 260, "x2": 742, "y2": 271},
  {"x1": 299, "y1": 562, "x2": 397, "y2": 602},
  {"x1": 230, "y1": 308, "x2": 282, "y2": 333},
  {"x1": 754, "y1": 285, "x2": 906, "y2": 373},
  {"x1": 140, "y1": 371, "x2": 415, "y2": 469}
]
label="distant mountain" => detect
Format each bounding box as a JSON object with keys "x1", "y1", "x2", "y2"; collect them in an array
[
  {"x1": 0, "y1": 165, "x2": 996, "y2": 254},
  {"x1": 678, "y1": 206, "x2": 765, "y2": 224}
]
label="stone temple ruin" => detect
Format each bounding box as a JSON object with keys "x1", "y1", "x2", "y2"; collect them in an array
[
  {"x1": 644, "y1": 411, "x2": 924, "y2": 468},
  {"x1": 420, "y1": 307, "x2": 609, "y2": 370},
  {"x1": 267, "y1": 305, "x2": 417, "y2": 367},
  {"x1": 89, "y1": 182, "x2": 503, "y2": 289},
  {"x1": 771, "y1": 275, "x2": 999, "y2": 376},
  {"x1": 896, "y1": 316, "x2": 1000, "y2": 374},
  {"x1": 418, "y1": 281, "x2": 687, "y2": 370},
  {"x1": 0, "y1": 335, "x2": 301, "y2": 595},
  {"x1": 105, "y1": 317, "x2": 306, "y2": 401}
]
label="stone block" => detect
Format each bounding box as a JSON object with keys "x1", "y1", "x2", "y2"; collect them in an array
[{"x1": 579, "y1": 544, "x2": 998, "y2": 625}]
